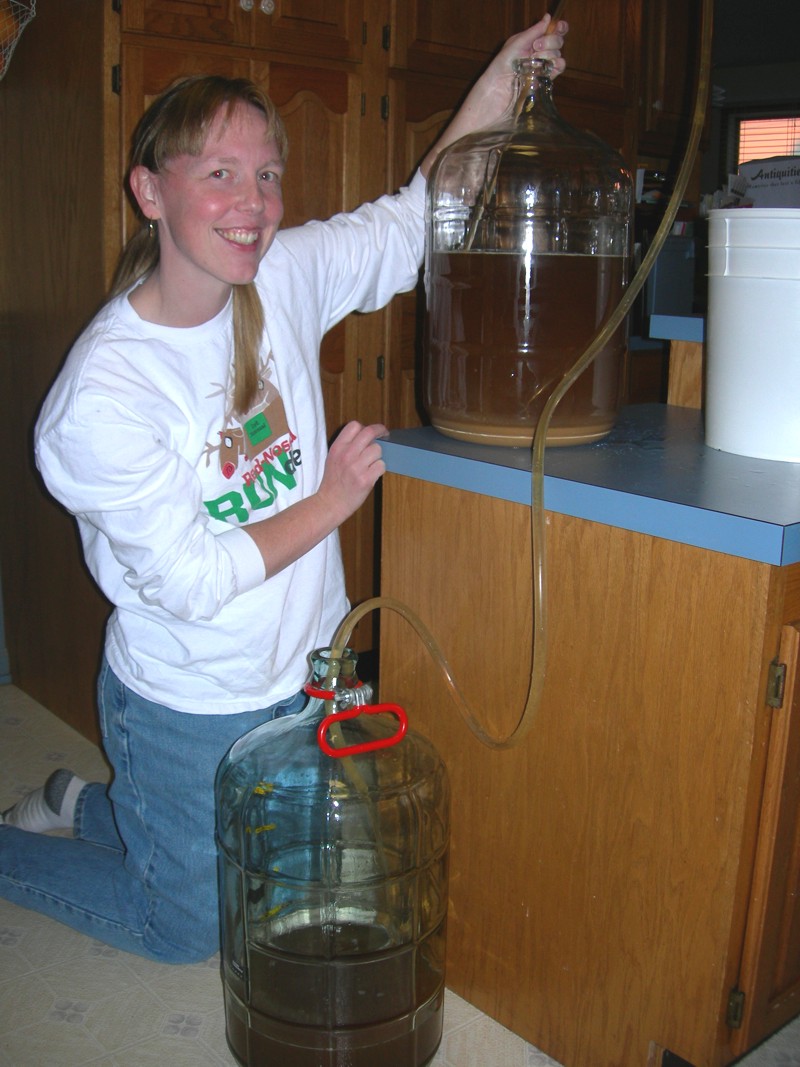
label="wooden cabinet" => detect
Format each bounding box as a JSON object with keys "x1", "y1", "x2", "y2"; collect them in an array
[
  {"x1": 249, "y1": 0, "x2": 363, "y2": 60},
  {"x1": 735, "y1": 619, "x2": 800, "y2": 1054},
  {"x1": 537, "y1": 0, "x2": 641, "y2": 161},
  {"x1": 122, "y1": 0, "x2": 362, "y2": 60},
  {"x1": 122, "y1": 0, "x2": 249, "y2": 47},
  {"x1": 0, "y1": 2, "x2": 117, "y2": 741},
  {"x1": 392, "y1": 0, "x2": 521, "y2": 81},
  {"x1": 378, "y1": 472, "x2": 800, "y2": 1066},
  {"x1": 638, "y1": 0, "x2": 701, "y2": 162}
]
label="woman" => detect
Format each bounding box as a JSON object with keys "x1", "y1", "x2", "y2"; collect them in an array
[{"x1": 1, "y1": 16, "x2": 567, "y2": 963}]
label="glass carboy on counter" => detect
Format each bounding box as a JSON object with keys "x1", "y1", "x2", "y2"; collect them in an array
[{"x1": 424, "y1": 56, "x2": 634, "y2": 447}]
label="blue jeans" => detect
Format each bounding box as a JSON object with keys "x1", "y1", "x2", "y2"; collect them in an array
[{"x1": 0, "y1": 657, "x2": 306, "y2": 963}]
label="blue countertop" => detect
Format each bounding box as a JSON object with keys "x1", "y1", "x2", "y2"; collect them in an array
[
  {"x1": 649, "y1": 314, "x2": 705, "y2": 342},
  {"x1": 381, "y1": 405, "x2": 800, "y2": 566}
]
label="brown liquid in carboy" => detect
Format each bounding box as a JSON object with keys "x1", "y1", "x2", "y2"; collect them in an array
[
  {"x1": 224, "y1": 920, "x2": 445, "y2": 1067},
  {"x1": 425, "y1": 250, "x2": 627, "y2": 447}
]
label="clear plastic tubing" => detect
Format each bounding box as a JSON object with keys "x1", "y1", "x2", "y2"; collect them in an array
[{"x1": 333, "y1": 0, "x2": 714, "y2": 749}]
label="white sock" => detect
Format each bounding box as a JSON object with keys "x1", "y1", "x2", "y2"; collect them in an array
[{"x1": 2, "y1": 769, "x2": 87, "y2": 833}]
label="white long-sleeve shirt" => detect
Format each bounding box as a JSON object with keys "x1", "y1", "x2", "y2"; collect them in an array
[{"x1": 35, "y1": 173, "x2": 426, "y2": 714}]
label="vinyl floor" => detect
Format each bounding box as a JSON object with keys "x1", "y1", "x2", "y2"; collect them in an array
[{"x1": 1, "y1": 684, "x2": 799, "y2": 1067}]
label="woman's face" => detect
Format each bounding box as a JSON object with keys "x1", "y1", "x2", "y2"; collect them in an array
[{"x1": 134, "y1": 101, "x2": 285, "y2": 312}]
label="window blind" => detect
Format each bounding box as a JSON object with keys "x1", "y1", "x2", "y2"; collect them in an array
[{"x1": 738, "y1": 117, "x2": 800, "y2": 165}]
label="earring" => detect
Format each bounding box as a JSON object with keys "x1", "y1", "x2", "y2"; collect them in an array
[{"x1": 148, "y1": 219, "x2": 157, "y2": 238}]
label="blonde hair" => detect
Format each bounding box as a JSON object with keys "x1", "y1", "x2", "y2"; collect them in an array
[{"x1": 110, "y1": 75, "x2": 289, "y2": 415}]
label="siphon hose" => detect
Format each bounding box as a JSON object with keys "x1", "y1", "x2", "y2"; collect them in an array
[{"x1": 332, "y1": 0, "x2": 714, "y2": 749}]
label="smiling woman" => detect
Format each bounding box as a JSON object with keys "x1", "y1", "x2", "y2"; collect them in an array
[
  {"x1": 129, "y1": 104, "x2": 286, "y2": 323},
  {"x1": 0, "y1": 14, "x2": 570, "y2": 969},
  {"x1": 110, "y1": 76, "x2": 290, "y2": 416}
]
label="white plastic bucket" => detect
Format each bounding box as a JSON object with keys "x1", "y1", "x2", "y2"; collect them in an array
[{"x1": 705, "y1": 208, "x2": 800, "y2": 461}]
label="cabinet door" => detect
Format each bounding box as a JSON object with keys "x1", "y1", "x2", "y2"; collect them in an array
[
  {"x1": 536, "y1": 0, "x2": 633, "y2": 100},
  {"x1": 256, "y1": 56, "x2": 375, "y2": 642},
  {"x1": 384, "y1": 68, "x2": 466, "y2": 432},
  {"x1": 259, "y1": 55, "x2": 357, "y2": 476},
  {"x1": 535, "y1": 0, "x2": 639, "y2": 163},
  {"x1": 393, "y1": 0, "x2": 522, "y2": 81},
  {"x1": 0, "y1": 0, "x2": 114, "y2": 743},
  {"x1": 252, "y1": 0, "x2": 363, "y2": 62},
  {"x1": 122, "y1": 0, "x2": 363, "y2": 60},
  {"x1": 122, "y1": 0, "x2": 249, "y2": 46},
  {"x1": 266, "y1": 54, "x2": 383, "y2": 646},
  {"x1": 638, "y1": 0, "x2": 700, "y2": 160},
  {"x1": 735, "y1": 622, "x2": 800, "y2": 1052}
]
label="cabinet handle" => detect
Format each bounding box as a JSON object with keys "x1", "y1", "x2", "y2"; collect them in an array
[{"x1": 241, "y1": 0, "x2": 275, "y2": 11}]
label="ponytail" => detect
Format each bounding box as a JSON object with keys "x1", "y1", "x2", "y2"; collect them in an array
[
  {"x1": 108, "y1": 222, "x2": 159, "y2": 301},
  {"x1": 232, "y1": 282, "x2": 265, "y2": 415}
]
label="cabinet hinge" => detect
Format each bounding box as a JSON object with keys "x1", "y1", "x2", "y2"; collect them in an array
[
  {"x1": 726, "y1": 988, "x2": 745, "y2": 1030},
  {"x1": 362, "y1": 21, "x2": 367, "y2": 45},
  {"x1": 767, "y1": 659, "x2": 787, "y2": 709},
  {"x1": 380, "y1": 95, "x2": 390, "y2": 121},
  {"x1": 376, "y1": 354, "x2": 385, "y2": 380},
  {"x1": 381, "y1": 24, "x2": 391, "y2": 51},
  {"x1": 360, "y1": 92, "x2": 366, "y2": 117},
  {"x1": 111, "y1": 64, "x2": 121, "y2": 95}
]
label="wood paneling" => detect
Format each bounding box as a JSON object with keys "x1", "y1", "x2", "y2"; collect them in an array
[
  {"x1": 667, "y1": 339, "x2": 704, "y2": 408},
  {"x1": 639, "y1": 0, "x2": 702, "y2": 163},
  {"x1": 122, "y1": 0, "x2": 246, "y2": 46},
  {"x1": 0, "y1": 2, "x2": 114, "y2": 741},
  {"x1": 378, "y1": 473, "x2": 798, "y2": 1066},
  {"x1": 123, "y1": 0, "x2": 362, "y2": 60},
  {"x1": 392, "y1": 0, "x2": 522, "y2": 81}
]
